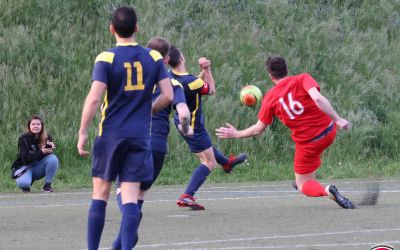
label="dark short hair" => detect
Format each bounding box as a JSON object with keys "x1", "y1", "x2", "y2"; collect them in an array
[
  {"x1": 146, "y1": 37, "x2": 170, "y2": 58},
  {"x1": 112, "y1": 6, "x2": 137, "y2": 38},
  {"x1": 168, "y1": 45, "x2": 182, "y2": 68},
  {"x1": 266, "y1": 56, "x2": 288, "y2": 79}
]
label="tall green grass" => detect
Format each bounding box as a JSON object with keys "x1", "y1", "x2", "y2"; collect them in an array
[{"x1": 1, "y1": 0, "x2": 399, "y2": 191}]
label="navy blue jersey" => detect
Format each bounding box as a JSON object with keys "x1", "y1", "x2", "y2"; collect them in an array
[
  {"x1": 170, "y1": 70, "x2": 206, "y2": 132},
  {"x1": 151, "y1": 78, "x2": 186, "y2": 153},
  {"x1": 92, "y1": 42, "x2": 168, "y2": 138}
]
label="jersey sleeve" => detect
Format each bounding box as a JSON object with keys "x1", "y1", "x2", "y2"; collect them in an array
[
  {"x1": 171, "y1": 79, "x2": 186, "y2": 106},
  {"x1": 258, "y1": 94, "x2": 274, "y2": 125},
  {"x1": 301, "y1": 73, "x2": 320, "y2": 92},
  {"x1": 92, "y1": 51, "x2": 114, "y2": 85},
  {"x1": 154, "y1": 59, "x2": 169, "y2": 83},
  {"x1": 148, "y1": 50, "x2": 169, "y2": 83},
  {"x1": 186, "y1": 77, "x2": 205, "y2": 94}
]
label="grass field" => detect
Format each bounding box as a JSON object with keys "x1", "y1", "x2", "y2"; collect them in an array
[{"x1": 1, "y1": 0, "x2": 399, "y2": 191}]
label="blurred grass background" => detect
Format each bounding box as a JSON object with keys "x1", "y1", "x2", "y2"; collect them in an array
[{"x1": 1, "y1": 0, "x2": 399, "y2": 191}]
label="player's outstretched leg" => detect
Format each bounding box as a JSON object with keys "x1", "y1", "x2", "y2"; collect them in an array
[
  {"x1": 325, "y1": 185, "x2": 355, "y2": 209},
  {"x1": 213, "y1": 147, "x2": 248, "y2": 173}
]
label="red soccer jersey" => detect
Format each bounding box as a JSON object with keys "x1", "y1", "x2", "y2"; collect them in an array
[{"x1": 258, "y1": 73, "x2": 332, "y2": 143}]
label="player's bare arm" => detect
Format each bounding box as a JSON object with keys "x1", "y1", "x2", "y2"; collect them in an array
[
  {"x1": 77, "y1": 81, "x2": 107, "y2": 156},
  {"x1": 307, "y1": 87, "x2": 350, "y2": 130},
  {"x1": 216, "y1": 120, "x2": 268, "y2": 139},
  {"x1": 198, "y1": 57, "x2": 216, "y2": 95},
  {"x1": 152, "y1": 77, "x2": 173, "y2": 113},
  {"x1": 176, "y1": 102, "x2": 193, "y2": 136}
]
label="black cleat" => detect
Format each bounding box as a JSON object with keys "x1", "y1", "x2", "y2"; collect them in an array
[
  {"x1": 326, "y1": 185, "x2": 355, "y2": 209},
  {"x1": 292, "y1": 181, "x2": 298, "y2": 190},
  {"x1": 222, "y1": 153, "x2": 248, "y2": 173}
]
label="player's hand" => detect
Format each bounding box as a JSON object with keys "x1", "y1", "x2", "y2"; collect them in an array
[
  {"x1": 77, "y1": 131, "x2": 90, "y2": 157},
  {"x1": 215, "y1": 123, "x2": 237, "y2": 139},
  {"x1": 178, "y1": 124, "x2": 194, "y2": 137},
  {"x1": 198, "y1": 57, "x2": 211, "y2": 69},
  {"x1": 335, "y1": 117, "x2": 350, "y2": 130}
]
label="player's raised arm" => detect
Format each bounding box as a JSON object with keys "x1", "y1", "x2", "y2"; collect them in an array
[
  {"x1": 307, "y1": 87, "x2": 350, "y2": 130},
  {"x1": 152, "y1": 78, "x2": 173, "y2": 113},
  {"x1": 175, "y1": 102, "x2": 193, "y2": 136},
  {"x1": 216, "y1": 120, "x2": 268, "y2": 139},
  {"x1": 198, "y1": 57, "x2": 215, "y2": 95},
  {"x1": 77, "y1": 81, "x2": 107, "y2": 156}
]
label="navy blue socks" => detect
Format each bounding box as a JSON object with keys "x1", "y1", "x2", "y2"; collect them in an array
[
  {"x1": 121, "y1": 203, "x2": 139, "y2": 250},
  {"x1": 112, "y1": 195, "x2": 144, "y2": 250},
  {"x1": 213, "y1": 147, "x2": 229, "y2": 166},
  {"x1": 184, "y1": 164, "x2": 211, "y2": 196},
  {"x1": 87, "y1": 199, "x2": 107, "y2": 250}
]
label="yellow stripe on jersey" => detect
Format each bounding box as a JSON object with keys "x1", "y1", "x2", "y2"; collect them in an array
[
  {"x1": 98, "y1": 92, "x2": 108, "y2": 136},
  {"x1": 188, "y1": 78, "x2": 204, "y2": 90},
  {"x1": 116, "y1": 42, "x2": 138, "y2": 46},
  {"x1": 191, "y1": 93, "x2": 199, "y2": 128},
  {"x1": 171, "y1": 79, "x2": 183, "y2": 88},
  {"x1": 172, "y1": 69, "x2": 189, "y2": 76},
  {"x1": 95, "y1": 52, "x2": 115, "y2": 64},
  {"x1": 149, "y1": 50, "x2": 163, "y2": 61}
]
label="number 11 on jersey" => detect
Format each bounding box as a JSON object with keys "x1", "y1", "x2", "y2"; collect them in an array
[{"x1": 124, "y1": 62, "x2": 144, "y2": 91}]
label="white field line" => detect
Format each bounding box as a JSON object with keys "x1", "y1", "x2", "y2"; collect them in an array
[
  {"x1": 90, "y1": 228, "x2": 400, "y2": 249},
  {"x1": 181, "y1": 240, "x2": 400, "y2": 249},
  {"x1": 0, "y1": 190, "x2": 400, "y2": 209},
  {"x1": 1, "y1": 189, "x2": 399, "y2": 209},
  {"x1": 1, "y1": 178, "x2": 400, "y2": 198}
]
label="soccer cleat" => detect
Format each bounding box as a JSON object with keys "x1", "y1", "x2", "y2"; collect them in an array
[
  {"x1": 177, "y1": 194, "x2": 205, "y2": 210},
  {"x1": 222, "y1": 153, "x2": 248, "y2": 173},
  {"x1": 21, "y1": 187, "x2": 31, "y2": 193},
  {"x1": 43, "y1": 183, "x2": 54, "y2": 193},
  {"x1": 325, "y1": 185, "x2": 355, "y2": 209}
]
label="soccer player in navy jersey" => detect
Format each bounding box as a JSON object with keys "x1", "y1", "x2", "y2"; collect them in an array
[
  {"x1": 168, "y1": 46, "x2": 248, "y2": 210},
  {"x1": 77, "y1": 7, "x2": 173, "y2": 250},
  {"x1": 111, "y1": 37, "x2": 193, "y2": 250}
]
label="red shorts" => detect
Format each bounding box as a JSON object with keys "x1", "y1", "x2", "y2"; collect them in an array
[{"x1": 294, "y1": 124, "x2": 336, "y2": 174}]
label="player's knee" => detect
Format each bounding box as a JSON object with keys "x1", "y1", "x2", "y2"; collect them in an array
[
  {"x1": 92, "y1": 187, "x2": 111, "y2": 201},
  {"x1": 202, "y1": 160, "x2": 217, "y2": 170}
]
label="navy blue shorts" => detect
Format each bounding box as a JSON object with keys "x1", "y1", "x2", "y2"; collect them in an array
[
  {"x1": 175, "y1": 125, "x2": 212, "y2": 153},
  {"x1": 115, "y1": 150, "x2": 165, "y2": 190},
  {"x1": 140, "y1": 151, "x2": 166, "y2": 191},
  {"x1": 91, "y1": 136, "x2": 153, "y2": 183}
]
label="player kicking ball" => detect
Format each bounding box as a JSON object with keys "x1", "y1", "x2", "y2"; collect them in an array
[
  {"x1": 216, "y1": 56, "x2": 355, "y2": 209},
  {"x1": 169, "y1": 46, "x2": 248, "y2": 210}
]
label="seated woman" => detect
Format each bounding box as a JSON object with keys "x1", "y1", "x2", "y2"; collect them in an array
[{"x1": 11, "y1": 115, "x2": 59, "y2": 192}]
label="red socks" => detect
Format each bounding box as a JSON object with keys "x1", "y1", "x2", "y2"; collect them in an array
[{"x1": 301, "y1": 180, "x2": 328, "y2": 197}]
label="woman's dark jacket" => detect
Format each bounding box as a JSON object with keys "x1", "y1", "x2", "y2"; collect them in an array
[{"x1": 11, "y1": 132, "x2": 52, "y2": 171}]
